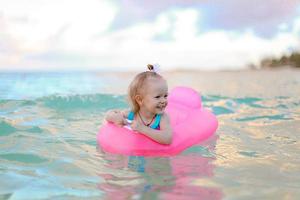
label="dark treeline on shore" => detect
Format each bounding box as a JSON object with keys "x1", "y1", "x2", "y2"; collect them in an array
[{"x1": 260, "y1": 51, "x2": 300, "y2": 68}]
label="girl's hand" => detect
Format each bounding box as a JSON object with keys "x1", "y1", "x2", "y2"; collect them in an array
[
  {"x1": 114, "y1": 114, "x2": 127, "y2": 127},
  {"x1": 106, "y1": 110, "x2": 127, "y2": 127}
]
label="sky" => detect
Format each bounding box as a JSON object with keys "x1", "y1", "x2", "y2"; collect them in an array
[{"x1": 0, "y1": 0, "x2": 300, "y2": 71}]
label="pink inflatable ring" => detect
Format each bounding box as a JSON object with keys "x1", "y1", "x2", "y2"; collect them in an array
[{"x1": 97, "y1": 86, "x2": 218, "y2": 156}]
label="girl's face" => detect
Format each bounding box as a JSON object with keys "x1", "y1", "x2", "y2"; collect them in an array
[{"x1": 139, "y1": 78, "x2": 168, "y2": 115}]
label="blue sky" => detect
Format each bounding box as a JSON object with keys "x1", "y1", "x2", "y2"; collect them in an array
[{"x1": 0, "y1": 0, "x2": 299, "y2": 71}]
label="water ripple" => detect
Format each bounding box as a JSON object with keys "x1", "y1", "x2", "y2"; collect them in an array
[
  {"x1": 236, "y1": 114, "x2": 293, "y2": 122},
  {"x1": 0, "y1": 153, "x2": 48, "y2": 164},
  {"x1": 0, "y1": 121, "x2": 17, "y2": 136}
]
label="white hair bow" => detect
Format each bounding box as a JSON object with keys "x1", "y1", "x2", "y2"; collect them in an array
[{"x1": 148, "y1": 63, "x2": 161, "y2": 74}]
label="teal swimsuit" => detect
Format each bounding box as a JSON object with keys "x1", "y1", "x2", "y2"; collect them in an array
[{"x1": 127, "y1": 111, "x2": 161, "y2": 129}]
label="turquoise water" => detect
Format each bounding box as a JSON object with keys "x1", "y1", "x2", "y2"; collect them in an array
[{"x1": 0, "y1": 71, "x2": 300, "y2": 199}]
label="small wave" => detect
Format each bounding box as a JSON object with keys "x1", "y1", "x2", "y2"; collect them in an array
[
  {"x1": 0, "y1": 153, "x2": 48, "y2": 164},
  {"x1": 25, "y1": 126, "x2": 44, "y2": 133},
  {"x1": 202, "y1": 95, "x2": 229, "y2": 102},
  {"x1": 38, "y1": 94, "x2": 128, "y2": 111},
  {"x1": 0, "y1": 93, "x2": 128, "y2": 108},
  {"x1": 238, "y1": 151, "x2": 258, "y2": 157},
  {"x1": 0, "y1": 121, "x2": 17, "y2": 136},
  {"x1": 235, "y1": 114, "x2": 293, "y2": 122},
  {"x1": 212, "y1": 106, "x2": 234, "y2": 116}
]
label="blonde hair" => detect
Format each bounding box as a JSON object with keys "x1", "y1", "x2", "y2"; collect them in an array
[{"x1": 128, "y1": 64, "x2": 164, "y2": 113}]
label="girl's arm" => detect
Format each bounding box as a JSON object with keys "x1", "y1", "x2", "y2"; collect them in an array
[{"x1": 131, "y1": 113, "x2": 172, "y2": 145}]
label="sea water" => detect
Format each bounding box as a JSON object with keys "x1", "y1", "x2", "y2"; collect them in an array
[{"x1": 0, "y1": 70, "x2": 299, "y2": 199}]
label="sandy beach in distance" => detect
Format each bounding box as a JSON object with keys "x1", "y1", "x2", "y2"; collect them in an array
[{"x1": 100, "y1": 68, "x2": 300, "y2": 98}]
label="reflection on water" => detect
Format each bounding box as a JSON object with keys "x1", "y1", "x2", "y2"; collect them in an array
[
  {"x1": 97, "y1": 143, "x2": 222, "y2": 200},
  {"x1": 0, "y1": 70, "x2": 300, "y2": 199}
]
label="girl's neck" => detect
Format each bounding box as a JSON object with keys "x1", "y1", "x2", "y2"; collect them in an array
[{"x1": 138, "y1": 108, "x2": 155, "y2": 121}]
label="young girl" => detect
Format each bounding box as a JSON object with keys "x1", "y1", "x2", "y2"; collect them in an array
[{"x1": 105, "y1": 64, "x2": 172, "y2": 145}]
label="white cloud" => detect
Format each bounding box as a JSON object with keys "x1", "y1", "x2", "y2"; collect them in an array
[
  {"x1": 0, "y1": 0, "x2": 117, "y2": 50},
  {"x1": 278, "y1": 23, "x2": 289, "y2": 31},
  {"x1": 0, "y1": 4, "x2": 299, "y2": 71},
  {"x1": 172, "y1": 9, "x2": 199, "y2": 40},
  {"x1": 292, "y1": 16, "x2": 300, "y2": 35},
  {"x1": 0, "y1": 0, "x2": 118, "y2": 70},
  {"x1": 83, "y1": 9, "x2": 298, "y2": 70}
]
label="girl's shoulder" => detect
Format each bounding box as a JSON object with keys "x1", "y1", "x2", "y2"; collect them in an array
[
  {"x1": 158, "y1": 112, "x2": 171, "y2": 130},
  {"x1": 159, "y1": 112, "x2": 170, "y2": 122}
]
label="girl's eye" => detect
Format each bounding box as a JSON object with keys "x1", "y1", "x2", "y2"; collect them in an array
[
  {"x1": 164, "y1": 94, "x2": 168, "y2": 98},
  {"x1": 155, "y1": 96, "x2": 160, "y2": 99}
]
